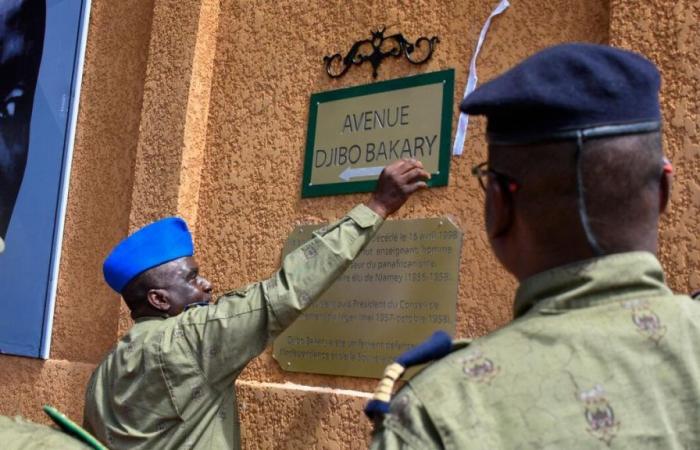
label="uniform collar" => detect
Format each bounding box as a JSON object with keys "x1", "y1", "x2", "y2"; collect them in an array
[
  {"x1": 134, "y1": 315, "x2": 166, "y2": 324},
  {"x1": 514, "y1": 251, "x2": 671, "y2": 318}
]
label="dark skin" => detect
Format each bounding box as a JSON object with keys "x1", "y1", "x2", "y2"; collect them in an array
[
  {"x1": 124, "y1": 159, "x2": 430, "y2": 319},
  {"x1": 484, "y1": 132, "x2": 672, "y2": 282},
  {"x1": 127, "y1": 256, "x2": 213, "y2": 318}
]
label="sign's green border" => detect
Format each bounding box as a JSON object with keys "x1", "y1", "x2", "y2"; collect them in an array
[{"x1": 301, "y1": 69, "x2": 455, "y2": 198}]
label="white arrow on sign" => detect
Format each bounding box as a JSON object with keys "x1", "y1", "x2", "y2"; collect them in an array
[{"x1": 339, "y1": 166, "x2": 385, "y2": 181}]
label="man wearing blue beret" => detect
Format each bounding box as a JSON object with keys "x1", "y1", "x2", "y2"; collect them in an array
[
  {"x1": 82, "y1": 159, "x2": 429, "y2": 449},
  {"x1": 370, "y1": 43, "x2": 700, "y2": 448}
]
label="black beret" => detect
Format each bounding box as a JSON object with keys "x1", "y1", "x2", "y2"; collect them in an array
[{"x1": 460, "y1": 43, "x2": 661, "y2": 144}]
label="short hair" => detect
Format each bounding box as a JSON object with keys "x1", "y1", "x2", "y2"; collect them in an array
[
  {"x1": 489, "y1": 131, "x2": 663, "y2": 253},
  {"x1": 121, "y1": 267, "x2": 159, "y2": 311},
  {"x1": 582, "y1": 132, "x2": 663, "y2": 252}
]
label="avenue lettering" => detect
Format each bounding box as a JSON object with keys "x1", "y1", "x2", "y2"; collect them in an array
[
  {"x1": 314, "y1": 135, "x2": 438, "y2": 168},
  {"x1": 341, "y1": 106, "x2": 410, "y2": 133}
]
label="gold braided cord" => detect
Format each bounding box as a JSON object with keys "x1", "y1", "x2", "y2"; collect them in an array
[
  {"x1": 372, "y1": 363, "x2": 405, "y2": 402},
  {"x1": 384, "y1": 363, "x2": 404, "y2": 381}
]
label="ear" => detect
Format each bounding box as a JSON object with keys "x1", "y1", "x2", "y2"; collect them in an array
[
  {"x1": 485, "y1": 177, "x2": 514, "y2": 239},
  {"x1": 659, "y1": 170, "x2": 672, "y2": 214},
  {"x1": 146, "y1": 288, "x2": 171, "y2": 312}
]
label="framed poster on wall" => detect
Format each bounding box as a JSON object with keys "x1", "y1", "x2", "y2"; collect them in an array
[{"x1": 0, "y1": 0, "x2": 91, "y2": 358}]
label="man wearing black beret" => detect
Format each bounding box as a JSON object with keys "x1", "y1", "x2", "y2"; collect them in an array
[{"x1": 370, "y1": 43, "x2": 700, "y2": 448}]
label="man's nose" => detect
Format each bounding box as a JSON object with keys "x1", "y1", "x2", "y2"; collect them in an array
[{"x1": 200, "y1": 277, "x2": 213, "y2": 293}]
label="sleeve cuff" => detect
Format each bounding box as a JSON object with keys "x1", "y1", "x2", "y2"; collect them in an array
[{"x1": 347, "y1": 203, "x2": 384, "y2": 229}]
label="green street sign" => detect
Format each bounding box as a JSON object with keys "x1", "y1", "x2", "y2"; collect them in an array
[{"x1": 301, "y1": 69, "x2": 454, "y2": 198}]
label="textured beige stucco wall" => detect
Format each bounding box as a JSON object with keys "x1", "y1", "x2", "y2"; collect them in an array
[
  {"x1": 0, "y1": 356, "x2": 94, "y2": 424},
  {"x1": 609, "y1": 0, "x2": 700, "y2": 293},
  {"x1": 49, "y1": 0, "x2": 155, "y2": 364},
  {"x1": 237, "y1": 380, "x2": 371, "y2": 450},
  {"x1": 116, "y1": 0, "x2": 221, "y2": 337},
  {"x1": 195, "y1": 0, "x2": 609, "y2": 447},
  {"x1": 3, "y1": 1, "x2": 699, "y2": 449}
]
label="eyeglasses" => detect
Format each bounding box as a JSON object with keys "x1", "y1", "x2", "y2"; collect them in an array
[
  {"x1": 471, "y1": 162, "x2": 520, "y2": 193},
  {"x1": 472, "y1": 157, "x2": 671, "y2": 193}
]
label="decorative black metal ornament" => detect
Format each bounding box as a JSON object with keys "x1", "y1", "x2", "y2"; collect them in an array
[{"x1": 324, "y1": 27, "x2": 439, "y2": 79}]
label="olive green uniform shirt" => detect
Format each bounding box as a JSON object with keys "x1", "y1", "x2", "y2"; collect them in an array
[
  {"x1": 84, "y1": 204, "x2": 383, "y2": 449},
  {"x1": 0, "y1": 416, "x2": 91, "y2": 449},
  {"x1": 372, "y1": 252, "x2": 700, "y2": 449}
]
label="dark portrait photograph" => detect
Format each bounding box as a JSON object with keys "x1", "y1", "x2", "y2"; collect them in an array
[{"x1": 0, "y1": 0, "x2": 90, "y2": 358}]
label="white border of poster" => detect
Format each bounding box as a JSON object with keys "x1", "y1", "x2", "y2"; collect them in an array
[{"x1": 42, "y1": 0, "x2": 92, "y2": 359}]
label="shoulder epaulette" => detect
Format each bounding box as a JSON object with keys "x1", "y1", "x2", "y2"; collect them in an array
[{"x1": 364, "y1": 330, "x2": 453, "y2": 420}]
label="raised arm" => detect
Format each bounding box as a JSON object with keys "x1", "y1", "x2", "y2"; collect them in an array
[{"x1": 182, "y1": 159, "x2": 430, "y2": 387}]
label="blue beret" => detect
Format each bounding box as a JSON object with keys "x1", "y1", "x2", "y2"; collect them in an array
[
  {"x1": 460, "y1": 43, "x2": 661, "y2": 143},
  {"x1": 103, "y1": 217, "x2": 193, "y2": 293}
]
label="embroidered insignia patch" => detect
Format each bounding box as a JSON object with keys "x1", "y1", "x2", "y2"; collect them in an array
[
  {"x1": 622, "y1": 299, "x2": 666, "y2": 344},
  {"x1": 296, "y1": 289, "x2": 311, "y2": 304},
  {"x1": 460, "y1": 348, "x2": 500, "y2": 384},
  {"x1": 577, "y1": 384, "x2": 620, "y2": 446},
  {"x1": 191, "y1": 385, "x2": 203, "y2": 399},
  {"x1": 265, "y1": 277, "x2": 278, "y2": 291},
  {"x1": 301, "y1": 242, "x2": 319, "y2": 260}
]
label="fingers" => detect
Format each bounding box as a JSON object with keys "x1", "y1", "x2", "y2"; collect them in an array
[
  {"x1": 397, "y1": 158, "x2": 424, "y2": 174},
  {"x1": 384, "y1": 158, "x2": 425, "y2": 176},
  {"x1": 403, "y1": 180, "x2": 428, "y2": 195},
  {"x1": 382, "y1": 160, "x2": 429, "y2": 187},
  {"x1": 367, "y1": 159, "x2": 429, "y2": 218},
  {"x1": 400, "y1": 166, "x2": 431, "y2": 184}
]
